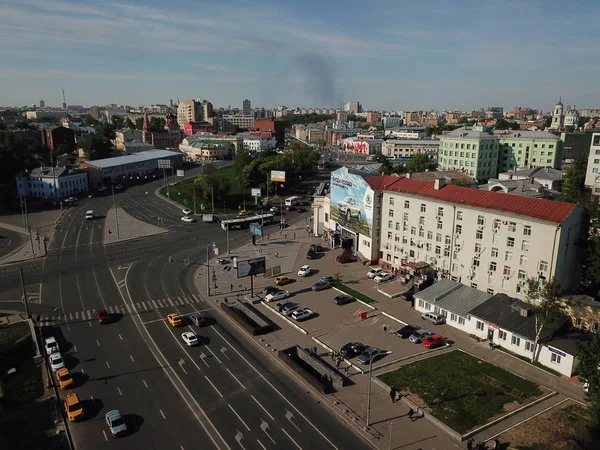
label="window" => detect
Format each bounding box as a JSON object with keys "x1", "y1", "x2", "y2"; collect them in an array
[
  {"x1": 508, "y1": 222, "x2": 516, "y2": 232},
  {"x1": 507, "y1": 237, "x2": 515, "y2": 248},
  {"x1": 458, "y1": 317, "x2": 465, "y2": 326},
  {"x1": 551, "y1": 353, "x2": 561, "y2": 364},
  {"x1": 489, "y1": 261, "x2": 497, "y2": 271},
  {"x1": 473, "y1": 257, "x2": 480, "y2": 267},
  {"x1": 419, "y1": 216, "x2": 425, "y2": 226},
  {"x1": 404, "y1": 200, "x2": 410, "y2": 208},
  {"x1": 389, "y1": 209, "x2": 394, "y2": 218},
  {"x1": 521, "y1": 240, "x2": 529, "y2": 251},
  {"x1": 525, "y1": 342, "x2": 534, "y2": 352},
  {"x1": 437, "y1": 207, "x2": 444, "y2": 217},
  {"x1": 491, "y1": 248, "x2": 498, "y2": 258},
  {"x1": 520, "y1": 255, "x2": 527, "y2": 267},
  {"x1": 437, "y1": 220, "x2": 443, "y2": 230},
  {"x1": 388, "y1": 220, "x2": 393, "y2": 229},
  {"x1": 492, "y1": 233, "x2": 499, "y2": 244},
  {"x1": 418, "y1": 299, "x2": 424, "y2": 308},
  {"x1": 435, "y1": 245, "x2": 441, "y2": 255},
  {"x1": 474, "y1": 243, "x2": 482, "y2": 253},
  {"x1": 403, "y1": 212, "x2": 409, "y2": 221},
  {"x1": 455, "y1": 224, "x2": 462, "y2": 235},
  {"x1": 426, "y1": 243, "x2": 432, "y2": 251},
  {"x1": 445, "y1": 235, "x2": 451, "y2": 245},
  {"x1": 457, "y1": 211, "x2": 463, "y2": 221},
  {"x1": 539, "y1": 260, "x2": 549, "y2": 272},
  {"x1": 511, "y1": 336, "x2": 521, "y2": 347},
  {"x1": 505, "y1": 251, "x2": 512, "y2": 262},
  {"x1": 419, "y1": 228, "x2": 425, "y2": 237},
  {"x1": 450, "y1": 313, "x2": 457, "y2": 322},
  {"x1": 389, "y1": 197, "x2": 394, "y2": 206},
  {"x1": 444, "y1": 247, "x2": 450, "y2": 257},
  {"x1": 427, "y1": 231, "x2": 433, "y2": 240},
  {"x1": 477, "y1": 215, "x2": 485, "y2": 226},
  {"x1": 498, "y1": 330, "x2": 507, "y2": 341},
  {"x1": 420, "y1": 204, "x2": 426, "y2": 213},
  {"x1": 476, "y1": 321, "x2": 484, "y2": 331},
  {"x1": 487, "y1": 288, "x2": 495, "y2": 294},
  {"x1": 476, "y1": 230, "x2": 483, "y2": 239},
  {"x1": 503, "y1": 266, "x2": 511, "y2": 277},
  {"x1": 395, "y1": 222, "x2": 400, "y2": 231},
  {"x1": 436, "y1": 233, "x2": 442, "y2": 242}
]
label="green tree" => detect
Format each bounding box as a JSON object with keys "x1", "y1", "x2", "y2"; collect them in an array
[
  {"x1": 347, "y1": 114, "x2": 366, "y2": 123},
  {"x1": 561, "y1": 157, "x2": 587, "y2": 203},
  {"x1": 578, "y1": 333, "x2": 600, "y2": 439},
  {"x1": 82, "y1": 134, "x2": 113, "y2": 160},
  {"x1": 124, "y1": 118, "x2": 135, "y2": 129},
  {"x1": 373, "y1": 152, "x2": 395, "y2": 175},
  {"x1": 494, "y1": 118, "x2": 520, "y2": 130},
  {"x1": 544, "y1": 116, "x2": 552, "y2": 129},
  {"x1": 193, "y1": 163, "x2": 230, "y2": 205},
  {"x1": 135, "y1": 117, "x2": 144, "y2": 130},
  {"x1": 277, "y1": 113, "x2": 334, "y2": 126},
  {"x1": 524, "y1": 277, "x2": 566, "y2": 363},
  {"x1": 111, "y1": 115, "x2": 125, "y2": 128},
  {"x1": 405, "y1": 153, "x2": 436, "y2": 173},
  {"x1": 578, "y1": 117, "x2": 591, "y2": 129},
  {"x1": 149, "y1": 116, "x2": 165, "y2": 132}
]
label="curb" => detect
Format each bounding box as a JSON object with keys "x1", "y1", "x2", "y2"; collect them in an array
[
  {"x1": 380, "y1": 311, "x2": 407, "y2": 325},
  {"x1": 311, "y1": 336, "x2": 364, "y2": 373},
  {"x1": 259, "y1": 302, "x2": 309, "y2": 335},
  {"x1": 331, "y1": 287, "x2": 377, "y2": 311}
]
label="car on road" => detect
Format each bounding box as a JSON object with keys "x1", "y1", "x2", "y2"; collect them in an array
[
  {"x1": 44, "y1": 337, "x2": 59, "y2": 355},
  {"x1": 357, "y1": 346, "x2": 387, "y2": 365},
  {"x1": 64, "y1": 393, "x2": 84, "y2": 422},
  {"x1": 338, "y1": 196, "x2": 361, "y2": 221},
  {"x1": 408, "y1": 329, "x2": 433, "y2": 344},
  {"x1": 395, "y1": 325, "x2": 420, "y2": 339},
  {"x1": 336, "y1": 252, "x2": 357, "y2": 263},
  {"x1": 97, "y1": 186, "x2": 107, "y2": 193},
  {"x1": 55, "y1": 368, "x2": 73, "y2": 389},
  {"x1": 167, "y1": 314, "x2": 183, "y2": 327},
  {"x1": 374, "y1": 272, "x2": 394, "y2": 283},
  {"x1": 265, "y1": 290, "x2": 290, "y2": 302},
  {"x1": 422, "y1": 334, "x2": 445, "y2": 349},
  {"x1": 339, "y1": 342, "x2": 365, "y2": 358},
  {"x1": 182, "y1": 208, "x2": 193, "y2": 215},
  {"x1": 96, "y1": 308, "x2": 110, "y2": 324},
  {"x1": 274, "y1": 276, "x2": 293, "y2": 286},
  {"x1": 49, "y1": 352, "x2": 65, "y2": 371},
  {"x1": 106, "y1": 410, "x2": 127, "y2": 437},
  {"x1": 366, "y1": 268, "x2": 383, "y2": 279},
  {"x1": 190, "y1": 314, "x2": 208, "y2": 326},
  {"x1": 306, "y1": 249, "x2": 317, "y2": 260},
  {"x1": 311, "y1": 280, "x2": 330, "y2": 291},
  {"x1": 275, "y1": 300, "x2": 294, "y2": 312},
  {"x1": 217, "y1": 257, "x2": 232, "y2": 265},
  {"x1": 333, "y1": 294, "x2": 355, "y2": 305},
  {"x1": 115, "y1": 184, "x2": 124, "y2": 190},
  {"x1": 181, "y1": 216, "x2": 195, "y2": 223},
  {"x1": 291, "y1": 308, "x2": 314, "y2": 322},
  {"x1": 63, "y1": 197, "x2": 78, "y2": 205},
  {"x1": 320, "y1": 275, "x2": 334, "y2": 283},
  {"x1": 181, "y1": 331, "x2": 199, "y2": 346},
  {"x1": 309, "y1": 244, "x2": 324, "y2": 252},
  {"x1": 269, "y1": 206, "x2": 279, "y2": 213},
  {"x1": 285, "y1": 205, "x2": 295, "y2": 211},
  {"x1": 297, "y1": 265, "x2": 311, "y2": 277},
  {"x1": 281, "y1": 303, "x2": 302, "y2": 316},
  {"x1": 238, "y1": 210, "x2": 251, "y2": 216}
]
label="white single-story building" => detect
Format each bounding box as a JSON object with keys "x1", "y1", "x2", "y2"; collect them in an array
[{"x1": 16, "y1": 166, "x2": 89, "y2": 199}]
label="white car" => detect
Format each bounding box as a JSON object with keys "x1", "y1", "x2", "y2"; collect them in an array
[
  {"x1": 291, "y1": 308, "x2": 314, "y2": 322},
  {"x1": 269, "y1": 206, "x2": 279, "y2": 213},
  {"x1": 181, "y1": 332, "x2": 198, "y2": 346},
  {"x1": 374, "y1": 272, "x2": 394, "y2": 283},
  {"x1": 366, "y1": 268, "x2": 383, "y2": 279},
  {"x1": 297, "y1": 265, "x2": 311, "y2": 277},
  {"x1": 265, "y1": 290, "x2": 290, "y2": 302},
  {"x1": 181, "y1": 216, "x2": 195, "y2": 223},
  {"x1": 45, "y1": 337, "x2": 59, "y2": 355},
  {"x1": 182, "y1": 208, "x2": 193, "y2": 215},
  {"x1": 49, "y1": 352, "x2": 65, "y2": 371}
]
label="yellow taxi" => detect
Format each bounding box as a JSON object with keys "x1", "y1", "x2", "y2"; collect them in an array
[
  {"x1": 274, "y1": 276, "x2": 293, "y2": 286},
  {"x1": 238, "y1": 210, "x2": 251, "y2": 216},
  {"x1": 55, "y1": 368, "x2": 73, "y2": 389},
  {"x1": 64, "y1": 393, "x2": 84, "y2": 422},
  {"x1": 167, "y1": 313, "x2": 183, "y2": 327}
]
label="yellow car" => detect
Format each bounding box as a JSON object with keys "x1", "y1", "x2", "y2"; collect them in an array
[
  {"x1": 274, "y1": 276, "x2": 293, "y2": 286},
  {"x1": 64, "y1": 393, "x2": 84, "y2": 422},
  {"x1": 167, "y1": 314, "x2": 183, "y2": 327},
  {"x1": 56, "y1": 368, "x2": 73, "y2": 389},
  {"x1": 238, "y1": 210, "x2": 251, "y2": 216}
]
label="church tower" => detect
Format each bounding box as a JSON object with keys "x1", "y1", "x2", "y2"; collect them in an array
[
  {"x1": 142, "y1": 113, "x2": 152, "y2": 143},
  {"x1": 550, "y1": 97, "x2": 564, "y2": 130}
]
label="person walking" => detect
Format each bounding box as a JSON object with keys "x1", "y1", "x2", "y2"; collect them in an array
[
  {"x1": 335, "y1": 358, "x2": 341, "y2": 368},
  {"x1": 492, "y1": 438, "x2": 500, "y2": 450},
  {"x1": 466, "y1": 438, "x2": 474, "y2": 450},
  {"x1": 389, "y1": 386, "x2": 397, "y2": 403},
  {"x1": 408, "y1": 408, "x2": 415, "y2": 421},
  {"x1": 293, "y1": 232, "x2": 296, "y2": 239},
  {"x1": 230, "y1": 283, "x2": 233, "y2": 292}
]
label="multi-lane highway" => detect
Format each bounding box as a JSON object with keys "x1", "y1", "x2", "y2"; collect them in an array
[{"x1": 0, "y1": 166, "x2": 371, "y2": 450}]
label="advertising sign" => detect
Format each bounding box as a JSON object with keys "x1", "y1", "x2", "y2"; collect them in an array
[
  {"x1": 251, "y1": 188, "x2": 261, "y2": 197},
  {"x1": 249, "y1": 223, "x2": 263, "y2": 236},
  {"x1": 177, "y1": 169, "x2": 185, "y2": 177},
  {"x1": 329, "y1": 167, "x2": 374, "y2": 238},
  {"x1": 236, "y1": 257, "x2": 266, "y2": 278},
  {"x1": 270, "y1": 170, "x2": 286, "y2": 182}
]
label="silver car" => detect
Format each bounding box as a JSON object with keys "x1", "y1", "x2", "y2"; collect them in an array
[{"x1": 408, "y1": 329, "x2": 433, "y2": 344}]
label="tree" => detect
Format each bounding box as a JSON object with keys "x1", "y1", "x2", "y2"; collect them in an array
[
  {"x1": 561, "y1": 157, "x2": 587, "y2": 203},
  {"x1": 372, "y1": 152, "x2": 395, "y2": 175},
  {"x1": 494, "y1": 118, "x2": 520, "y2": 130},
  {"x1": 543, "y1": 116, "x2": 552, "y2": 129},
  {"x1": 524, "y1": 277, "x2": 566, "y2": 363},
  {"x1": 81, "y1": 133, "x2": 113, "y2": 160},
  {"x1": 124, "y1": 118, "x2": 135, "y2": 129},
  {"x1": 135, "y1": 117, "x2": 144, "y2": 130},
  {"x1": 405, "y1": 153, "x2": 436, "y2": 173},
  {"x1": 149, "y1": 117, "x2": 165, "y2": 132},
  {"x1": 579, "y1": 116, "x2": 591, "y2": 129},
  {"x1": 578, "y1": 333, "x2": 600, "y2": 438},
  {"x1": 111, "y1": 115, "x2": 124, "y2": 128},
  {"x1": 565, "y1": 125, "x2": 575, "y2": 133},
  {"x1": 193, "y1": 163, "x2": 230, "y2": 206}
]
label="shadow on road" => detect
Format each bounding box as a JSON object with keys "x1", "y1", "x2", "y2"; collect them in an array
[{"x1": 81, "y1": 398, "x2": 104, "y2": 420}]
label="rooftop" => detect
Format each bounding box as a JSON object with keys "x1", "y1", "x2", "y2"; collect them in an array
[
  {"x1": 383, "y1": 139, "x2": 440, "y2": 145},
  {"x1": 84, "y1": 149, "x2": 180, "y2": 169},
  {"x1": 500, "y1": 166, "x2": 563, "y2": 181},
  {"x1": 414, "y1": 279, "x2": 492, "y2": 317},
  {"x1": 365, "y1": 176, "x2": 577, "y2": 224},
  {"x1": 29, "y1": 166, "x2": 82, "y2": 178},
  {"x1": 407, "y1": 170, "x2": 475, "y2": 184},
  {"x1": 492, "y1": 129, "x2": 559, "y2": 140}
]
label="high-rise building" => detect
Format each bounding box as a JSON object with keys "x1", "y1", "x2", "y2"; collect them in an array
[
  {"x1": 202, "y1": 101, "x2": 213, "y2": 120},
  {"x1": 39, "y1": 100, "x2": 45, "y2": 108},
  {"x1": 352, "y1": 102, "x2": 362, "y2": 114},
  {"x1": 343, "y1": 102, "x2": 352, "y2": 112},
  {"x1": 336, "y1": 110, "x2": 348, "y2": 123},
  {"x1": 177, "y1": 99, "x2": 204, "y2": 129},
  {"x1": 366, "y1": 111, "x2": 380, "y2": 124},
  {"x1": 90, "y1": 106, "x2": 101, "y2": 120},
  {"x1": 243, "y1": 99, "x2": 251, "y2": 116}
]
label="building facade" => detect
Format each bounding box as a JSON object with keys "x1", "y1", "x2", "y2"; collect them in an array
[
  {"x1": 241, "y1": 136, "x2": 276, "y2": 153},
  {"x1": 41, "y1": 126, "x2": 76, "y2": 151},
  {"x1": 384, "y1": 127, "x2": 426, "y2": 139},
  {"x1": 336, "y1": 111, "x2": 348, "y2": 124},
  {"x1": 219, "y1": 115, "x2": 255, "y2": 132},
  {"x1": 381, "y1": 139, "x2": 439, "y2": 163},
  {"x1": 16, "y1": 167, "x2": 89, "y2": 199},
  {"x1": 342, "y1": 138, "x2": 383, "y2": 155},
  {"x1": 584, "y1": 133, "x2": 600, "y2": 195},
  {"x1": 113, "y1": 128, "x2": 143, "y2": 151},
  {"x1": 242, "y1": 99, "x2": 251, "y2": 116},
  {"x1": 366, "y1": 111, "x2": 380, "y2": 124},
  {"x1": 183, "y1": 121, "x2": 215, "y2": 136},
  {"x1": 177, "y1": 99, "x2": 203, "y2": 129}
]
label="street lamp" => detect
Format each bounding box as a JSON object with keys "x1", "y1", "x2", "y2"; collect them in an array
[{"x1": 366, "y1": 354, "x2": 374, "y2": 427}]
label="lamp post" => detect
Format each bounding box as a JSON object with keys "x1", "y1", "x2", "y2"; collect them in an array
[
  {"x1": 111, "y1": 184, "x2": 120, "y2": 238},
  {"x1": 366, "y1": 354, "x2": 374, "y2": 427}
]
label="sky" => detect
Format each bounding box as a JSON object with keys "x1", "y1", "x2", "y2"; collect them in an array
[{"x1": 0, "y1": 0, "x2": 599, "y2": 111}]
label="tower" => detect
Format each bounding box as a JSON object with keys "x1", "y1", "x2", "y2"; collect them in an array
[
  {"x1": 142, "y1": 113, "x2": 151, "y2": 143},
  {"x1": 243, "y1": 99, "x2": 251, "y2": 116},
  {"x1": 550, "y1": 97, "x2": 564, "y2": 130},
  {"x1": 62, "y1": 85, "x2": 67, "y2": 110}
]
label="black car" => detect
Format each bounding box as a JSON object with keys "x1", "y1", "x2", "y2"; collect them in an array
[
  {"x1": 190, "y1": 314, "x2": 208, "y2": 326},
  {"x1": 275, "y1": 300, "x2": 294, "y2": 312},
  {"x1": 306, "y1": 249, "x2": 317, "y2": 260},
  {"x1": 333, "y1": 294, "x2": 355, "y2": 305},
  {"x1": 395, "y1": 324, "x2": 420, "y2": 339},
  {"x1": 339, "y1": 342, "x2": 365, "y2": 358},
  {"x1": 309, "y1": 244, "x2": 324, "y2": 252},
  {"x1": 264, "y1": 286, "x2": 281, "y2": 296}
]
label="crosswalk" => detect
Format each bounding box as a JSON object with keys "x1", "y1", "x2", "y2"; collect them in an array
[{"x1": 39, "y1": 294, "x2": 204, "y2": 327}]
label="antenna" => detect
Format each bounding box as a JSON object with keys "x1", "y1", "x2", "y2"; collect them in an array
[{"x1": 61, "y1": 83, "x2": 67, "y2": 109}]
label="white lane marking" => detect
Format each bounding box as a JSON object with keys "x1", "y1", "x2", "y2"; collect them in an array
[
  {"x1": 141, "y1": 301, "x2": 148, "y2": 311},
  {"x1": 73, "y1": 345, "x2": 77, "y2": 353},
  {"x1": 125, "y1": 303, "x2": 132, "y2": 313},
  {"x1": 210, "y1": 326, "x2": 339, "y2": 450},
  {"x1": 251, "y1": 395, "x2": 274, "y2": 421},
  {"x1": 69, "y1": 313, "x2": 74, "y2": 321},
  {"x1": 90, "y1": 395, "x2": 93, "y2": 400},
  {"x1": 86, "y1": 310, "x2": 92, "y2": 320},
  {"x1": 103, "y1": 430, "x2": 108, "y2": 441},
  {"x1": 108, "y1": 306, "x2": 115, "y2": 314},
  {"x1": 168, "y1": 297, "x2": 174, "y2": 306},
  {"x1": 117, "y1": 387, "x2": 122, "y2": 396},
  {"x1": 118, "y1": 334, "x2": 123, "y2": 341},
  {"x1": 257, "y1": 439, "x2": 267, "y2": 450},
  {"x1": 282, "y1": 428, "x2": 303, "y2": 450},
  {"x1": 205, "y1": 376, "x2": 223, "y2": 398},
  {"x1": 180, "y1": 365, "x2": 188, "y2": 374},
  {"x1": 177, "y1": 296, "x2": 183, "y2": 305},
  {"x1": 160, "y1": 409, "x2": 166, "y2": 419},
  {"x1": 106, "y1": 361, "x2": 110, "y2": 369},
  {"x1": 152, "y1": 300, "x2": 158, "y2": 309},
  {"x1": 207, "y1": 346, "x2": 222, "y2": 364},
  {"x1": 228, "y1": 404, "x2": 251, "y2": 431},
  {"x1": 130, "y1": 355, "x2": 135, "y2": 362},
  {"x1": 75, "y1": 312, "x2": 79, "y2": 320},
  {"x1": 227, "y1": 368, "x2": 246, "y2": 389},
  {"x1": 81, "y1": 368, "x2": 85, "y2": 374},
  {"x1": 96, "y1": 340, "x2": 100, "y2": 346},
  {"x1": 143, "y1": 379, "x2": 148, "y2": 388},
  {"x1": 191, "y1": 294, "x2": 200, "y2": 303},
  {"x1": 156, "y1": 299, "x2": 164, "y2": 308}
]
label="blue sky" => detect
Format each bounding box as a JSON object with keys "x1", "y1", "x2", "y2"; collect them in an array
[{"x1": 1, "y1": 0, "x2": 599, "y2": 111}]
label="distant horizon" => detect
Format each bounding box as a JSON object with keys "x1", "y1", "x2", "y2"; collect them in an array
[{"x1": 1, "y1": 1, "x2": 598, "y2": 111}]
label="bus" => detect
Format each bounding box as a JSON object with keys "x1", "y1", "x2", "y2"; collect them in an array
[
  {"x1": 220, "y1": 213, "x2": 275, "y2": 231},
  {"x1": 285, "y1": 196, "x2": 300, "y2": 207}
]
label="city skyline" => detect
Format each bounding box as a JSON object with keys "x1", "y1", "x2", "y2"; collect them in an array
[{"x1": 0, "y1": 0, "x2": 599, "y2": 110}]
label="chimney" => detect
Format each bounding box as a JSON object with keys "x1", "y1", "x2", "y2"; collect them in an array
[{"x1": 434, "y1": 178, "x2": 446, "y2": 190}]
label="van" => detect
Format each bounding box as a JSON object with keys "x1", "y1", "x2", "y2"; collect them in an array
[
  {"x1": 421, "y1": 312, "x2": 445, "y2": 325},
  {"x1": 85, "y1": 210, "x2": 94, "y2": 220}
]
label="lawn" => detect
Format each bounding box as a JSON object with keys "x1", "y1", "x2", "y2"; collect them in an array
[
  {"x1": 0, "y1": 322, "x2": 44, "y2": 405},
  {"x1": 331, "y1": 281, "x2": 376, "y2": 304},
  {"x1": 378, "y1": 350, "x2": 542, "y2": 434}
]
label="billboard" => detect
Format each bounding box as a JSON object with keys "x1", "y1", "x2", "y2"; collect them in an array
[
  {"x1": 329, "y1": 167, "x2": 374, "y2": 238},
  {"x1": 236, "y1": 257, "x2": 266, "y2": 278},
  {"x1": 251, "y1": 188, "x2": 261, "y2": 197},
  {"x1": 249, "y1": 223, "x2": 263, "y2": 236},
  {"x1": 271, "y1": 170, "x2": 286, "y2": 182}
]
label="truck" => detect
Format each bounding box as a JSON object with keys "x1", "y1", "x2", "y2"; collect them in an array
[{"x1": 202, "y1": 214, "x2": 216, "y2": 223}]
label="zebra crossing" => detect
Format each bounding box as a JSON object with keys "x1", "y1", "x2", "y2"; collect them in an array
[{"x1": 39, "y1": 294, "x2": 204, "y2": 327}]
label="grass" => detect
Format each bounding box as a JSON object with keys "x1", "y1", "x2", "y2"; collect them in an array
[
  {"x1": 496, "y1": 345, "x2": 562, "y2": 377},
  {"x1": 378, "y1": 350, "x2": 542, "y2": 434},
  {"x1": 331, "y1": 280, "x2": 376, "y2": 304},
  {"x1": 0, "y1": 322, "x2": 44, "y2": 405}
]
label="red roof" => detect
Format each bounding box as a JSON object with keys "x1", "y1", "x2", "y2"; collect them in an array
[{"x1": 365, "y1": 176, "x2": 576, "y2": 224}]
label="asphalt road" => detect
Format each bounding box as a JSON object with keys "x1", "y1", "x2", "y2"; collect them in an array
[{"x1": 0, "y1": 226, "x2": 28, "y2": 260}]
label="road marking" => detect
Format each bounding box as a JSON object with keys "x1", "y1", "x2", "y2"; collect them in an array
[
  {"x1": 205, "y1": 376, "x2": 223, "y2": 397},
  {"x1": 118, "y1": 334, "x2": 123, "y2": 341},
  {"x1": 124, "y1": 303, "x2": 132, "y2": 313},
  {"x1": 130, "y1": 355, "x2": 135, "y2": 362},
  {"x1": 281, "y1": 428, "x2": 303, "y2": 450},
  {"x1": 96, "y1": 340, "x2": 100, "y2": 346},
  {"x1": 90, "y1": 395, "x2": 93, "y2": 400},
  {"x1": 117, "y1": 387, "x2": 122, "y2": 396},
  {"x1": 69, "y1": 313, "x2": 74, "y2": 321},
  {"x1": 75, "y1": 311, "x2": 79, "y2": 320},
  {"x1": 227, "y1": 368, "x2": 246, "y2": 389},
  {"x1": 73, "y1": 345, "x2": 77, "y2": 353},
  {"x1": 251, "y1": 395, "x2": 274, "y2": 421},
  {"x1": 168, "y1": 297, "x2": 174, "y2": 306},
  {"x1": 143, "y1": 379, "x2": 148, "y2": 388},
  {"x1": 160, "y1": 409, "x2": 166, "y2": 419},
  {"x1": 207, "y1": 346, "x2": 222, "y2": 364},
  {"x1": 191, "y1": 294, "x2": 200, "y2": 303},
  {"x1": 156, "y1": 299, "x2": 164, "y2": 307},
  {"x1": 257, "y1": 439, "x2": 267, "y2": 450},
  {"x1": 81, "y1": 368, "x2": 85, "y2": 374},
  {"x1": 141, "y1": 301, "x2": 148, "y2": 311},
  {"x1": 106, "y1": 361, "x2": 110, "y2": 369},
  {"x1": 86, "y1": 310, "x2": 92, "y2": 320},
  {"x1": 151, "y1": 300, "x2": 158, "y2": 309},
  {"x1": 228, "y1": 404, "x2": 251, "y2": 431},
  {"x1": 103, "y1": 430, "x2": 108, "y2": 441},
  {"x1": 180, "y1": 364, "x2": 188, "y2": 374},
  {"x1": 177, "y1": 296, "x2": 183, "y2": 305},
  {"x1": 108, "y1": 306, "x2": 115, "y2": 314}
]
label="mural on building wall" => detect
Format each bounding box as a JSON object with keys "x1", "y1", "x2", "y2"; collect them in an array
[{"x1": 330, "y1": 167, "x2": 374, "y2": 237}]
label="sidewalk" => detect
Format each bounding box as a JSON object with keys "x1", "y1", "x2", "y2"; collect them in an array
[{"x1": 103, "y1": 206, "x2": 167, "y2": 244}]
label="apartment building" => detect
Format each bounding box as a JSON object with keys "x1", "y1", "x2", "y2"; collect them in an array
[
  {"x1": 584, "y1": 133, "x2": 600, "y2": 195},
  {"x1": 219, "y1": 115, "x2": 255, "y2": 132},
  {"x1": 177, "y1": 99, "x2": 204, "y2": 129},
  {"x1": 372, "y1": 176, "x2": 585, "y2": 299},
  {"x1": 381, "y1": 139, "x2": 439, "y2": 163}
]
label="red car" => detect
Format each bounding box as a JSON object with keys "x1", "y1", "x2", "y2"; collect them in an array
[
  {"x1": 422, "y1": 334, "x2": 445, "y2": 349},
  {"x1": 336, "y1": 252, "x2": 357, "y2": 263},
  {"x1": 96, "y1": 308, "x2": 110, "y2": 324},
  {"x1": 285, "y1": 205, "x2": 296, "y2": 211}
]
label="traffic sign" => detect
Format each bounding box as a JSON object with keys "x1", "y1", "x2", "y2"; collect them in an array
[
  {"x1": 212, "y1": 242, "x2": 217, "y2": 248},
  {"x1": 238, "y1": 284, "x2": 243, "y2": 289}
]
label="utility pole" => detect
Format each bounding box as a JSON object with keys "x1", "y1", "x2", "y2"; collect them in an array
[
  {"x1": 112, "y1": 184, "x2": 120, "y2": 238},
  {"x1": 19, "y1": 265, "x2": 30, "y2": 319},
  {"x1": 227, "y1": 225, "x2": 230, "y2": 255},
  {"x1": 193, "y1": 187, "x2": 197, "y2": 215},
  {"x1": 366, "y1": 355, "x2": 374, "y2": 427},
  {"x1": 206, "y1": 244, "x2": 210, "y2": 297},
  {"x1": 211, "y1": 186, "x2": 215, "y2": 214}
]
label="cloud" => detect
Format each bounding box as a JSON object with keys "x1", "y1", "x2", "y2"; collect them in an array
[{"x1": 294, "y1": 52, "x2": 340, "y2": 107}]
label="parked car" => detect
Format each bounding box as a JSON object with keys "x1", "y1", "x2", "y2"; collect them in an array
[
  {"x1": 265, "y1": 290, "x2": 290, "y2": 302},
  {"x1": 55, "y1": 368, "x2": 73, "y2": 389},
  {"x1": 320, "y1": 275, "x2": 334, "y2": 283},
  {"x1": 276, "y1": 300, "x2": 294, "y2": 312},
  {"x1": 357, "y1": 346, "x2": 387, "y2": 365},
  {"x1": 297, "y1": 265, "x2": 311, "y2": 277},
  {"x1": 181, "y1": 216, "x2": 195, "y2": 223},
  {"x1": 291, "y1": 308, "x2": 314, "y2": 322},
  {"x1": 49, "y1": 352, "x2": 66, "y2": 371},
  {"x1": 44, "y1": 337, "x2": 59, "y2": 355},
  {"x1": 238, "y1": 210, "x2": 251, "y2": 216},
  {"x1": 190, "y1": 314, "x2": 208, "y2": 326},
  {"x1": 167, "y1": 314, "x2": 183, "y2": 327},
  {"x1": 182, "y1": 208, "x2": 193, "y2": 215},
  {"x1": 312, "y1": 280, "x2": 331, "y2": 291},
  {"x1": 306, "y1": 249, "x2": 317, "y2": 260},
  {"x1": 336, "y1": 252, "x2": 357, "y2": 263},
  {"x1": 366, "y1": 268, "x2": 383, "y2": 279},
  {"x1": 374, "y1": 272, "x2": 394, "y2": 283},
  {"x1": 309, "y1": 244, "x2": 324, "y2": 252},
  {"x1": 115, "y1": 184, "x2": 124, "y2": 190},
  {"x1": 181, "y1": 331, "x2": 199, "y2": 346},
  {"x1": 333, "y1": 294, "x2": 355, "y2": 305},
  {"x1": 409, "y1": 329, "x2": 433, "y2": 344},
  {"x1": 281, "y1": 303, "x2": 302, "y2": 316},
  {"x1": 264, "y1": 286, "x2": 281, "y2": 296},
  {"x1": 395, "y1": 325, "x2": 420, "y2": 339},
  {"x1": 105, "y1": 410, "x2": 127, "y2": 437},
  {"x1": 422, "y1": 334, "x2": 445, "y2": 349},
  {"x1": 269, "y1": 206, "x2": 279, "y2": 213},
  {"x1": 96, "y1": 307, "x2": 110, "y2": 324},
  {"x1": 422, "y1": 312, "x2": 445, "y2": 325},
  {"x1": 274, "y1": 276, "x2": 293, "y2": 286},
  {"x1": 217, "y1": 257, "x2": 232, "y2": 265},
  {"x1": 64, "y1": 393, "x2": 84, "y2": 422},
  {"x1": 340, "y1": 342, "x2": 365, "y2": 358}
]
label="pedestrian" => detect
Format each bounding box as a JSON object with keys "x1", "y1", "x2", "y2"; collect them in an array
[
  {"x1": 389, "y1": 386, "x2": 397, "y2": 403},
  {"x1": 408, "y1": 408, "x2": 414, "y2": 421},
  {"x1": 313, "y1": 346, "x2": 318, "y2": 355},
  {"x1": 344, "y1": 366, "x2": 349, "y2": 376},
  {"x1": 467, "y1": 438, "x2": 474, "y2": 450},
  {"x1": 275, "y1": 252, "x2": 278, "y2": 258},
  {"x1": 489, "y1": 340, "x2": 495, "y2": 351},
  {"x1": 293, "y1": 232, "x2": 296, "y2": 239},
  {"x1": 492, "y1": 438, "x2": 500, "y2": 450},
  {"x1": 335, "y1": 358, "x2": 341, "y2": 368},
  {"x1": 230, "y1": 283, "x2": 233, "y2": 292}
]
